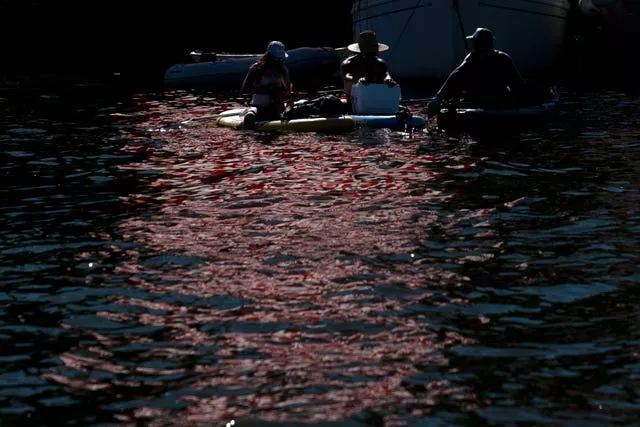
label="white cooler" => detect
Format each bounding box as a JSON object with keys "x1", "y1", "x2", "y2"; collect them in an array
[{"x1": 350, "y1": 83, "x2": 401, "y2": 115}]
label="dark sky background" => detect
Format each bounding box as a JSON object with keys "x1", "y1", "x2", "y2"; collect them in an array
[{"x1": 0, "y1": 0, "x2": 353, "y2": 76}]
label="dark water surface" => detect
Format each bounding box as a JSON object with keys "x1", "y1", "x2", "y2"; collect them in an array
[{"x1": 1, "y1": 78, "x2": 639, "y2": 426}]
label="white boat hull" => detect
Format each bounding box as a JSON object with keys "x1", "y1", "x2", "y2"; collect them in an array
[{"x1": 352, "y1": 0, "x2": 572, "y2": 80}]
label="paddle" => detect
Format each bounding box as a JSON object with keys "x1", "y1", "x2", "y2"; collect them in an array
[
  {"x1": 179, "y1": 111, "x2": 235, "y2": 124},
  {"x1": 180, "y1": 104, "x2": 264, "y2": 125},
  {"x1": 402, "y1": 97, "x2": 439, "y2": 104},
  {"x1": 453, "y1": 0, "x2": 470, "y2": 54}
]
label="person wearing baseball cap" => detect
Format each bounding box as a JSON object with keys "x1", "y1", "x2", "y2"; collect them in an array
[
  {"x1": 340, "y1": 30, "x2": 397, "y2": 103},
  {"x1": 240, "y1": 41, "x2": 293, "y2": 129},
  {"x1": 428, "y1": 27, "x2": 525, "y2": 115}
]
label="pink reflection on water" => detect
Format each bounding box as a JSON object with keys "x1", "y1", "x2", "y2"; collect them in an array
[{"x1": 51, "y1": 92, "x2": 488, "y2": 423}]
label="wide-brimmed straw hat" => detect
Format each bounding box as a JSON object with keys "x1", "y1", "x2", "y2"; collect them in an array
[{"x1": 347, "y1": 30, "x2": 389, "y2": 53}]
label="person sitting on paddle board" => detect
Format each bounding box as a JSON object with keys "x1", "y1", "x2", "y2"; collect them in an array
[
  {"x1": 427, "y1": 27, "x2": 525, "y2": 115},
  {"x1": 340, "y1": 30, "x2": 397, "y2": 106},
  {"x1": 240, "y1": 41, "x2": 293, "y2": 129}
]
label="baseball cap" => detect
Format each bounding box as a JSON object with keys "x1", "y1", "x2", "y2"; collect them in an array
[
  {"x1": 267, "y1": 41, "x2": 288, "y2": 60},
  {"x1": 466, "y1": 27, "x2": 494, "y2": 43}
]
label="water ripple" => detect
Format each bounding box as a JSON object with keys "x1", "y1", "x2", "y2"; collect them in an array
[{"x1": 1, "y1": 84, "x2": 639, "y2": 425}]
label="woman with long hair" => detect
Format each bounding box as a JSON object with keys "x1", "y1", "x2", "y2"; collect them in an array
[{"x1": 240, "y1": 41, "x2": 293, "y2": 129}]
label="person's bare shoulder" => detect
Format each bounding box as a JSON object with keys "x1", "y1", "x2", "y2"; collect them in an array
[{"x1": 496, "y1": 50, "x2": 515, "y2": 62}]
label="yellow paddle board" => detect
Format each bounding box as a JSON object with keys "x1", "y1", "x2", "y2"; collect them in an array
[{"x1": 216, "y1": 111, "x2": 356, "y2": 133}]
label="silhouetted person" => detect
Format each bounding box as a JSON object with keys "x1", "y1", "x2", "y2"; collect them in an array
[
  {"x1": 340, "y1": 30, "x2": 397, "y2": 104},
  {"x1": 428, "y1": 27, "x2": 525, "y2": 115},
  {"x1": 241, "y1": 41, "x2": 293, "y2": 129}
]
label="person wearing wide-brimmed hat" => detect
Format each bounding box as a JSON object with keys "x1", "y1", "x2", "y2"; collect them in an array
[
  {"x1": 427, "y1": 27, "x2": 525, "y2": 115},
  {"x1": 340, "y1": 30, "x2": 397, "y2": 102}
]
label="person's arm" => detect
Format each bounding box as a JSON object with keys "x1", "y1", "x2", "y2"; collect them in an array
[
  {"x1": 380, "y1": 60, "x2": 396, "y2": 86},
  {"x1": 435, "y1": 56, "x2": 469, "y2": 99},
  {"x1": 340, "y1": 57, "x2": 358, "y2": 96},
  {"x1": 435, "y1": 71, "x2": 455, "y2": 99},
  {"x1": 241, "y1": 64, "x2": 262, "y2": 95},
  {"x1": 428, "y1": 56, "x2": 468, "y2": 116},
  {"x1": 340, "y1": 58, "x2": 355, "y2": 84},
  {"x1": 270, "y1": 66, "x2": 293, "y2": 107},
  {"x1": 503, "y1": 54, "x2": 525, "y2": 94},
  {"x1": 281, "y1": 65, "x2": 293, "y2": 93}
]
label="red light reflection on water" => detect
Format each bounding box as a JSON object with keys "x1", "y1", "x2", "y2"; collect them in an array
[{"x1": 54, "y1": 93, "x2": 485, "y2": 423}]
